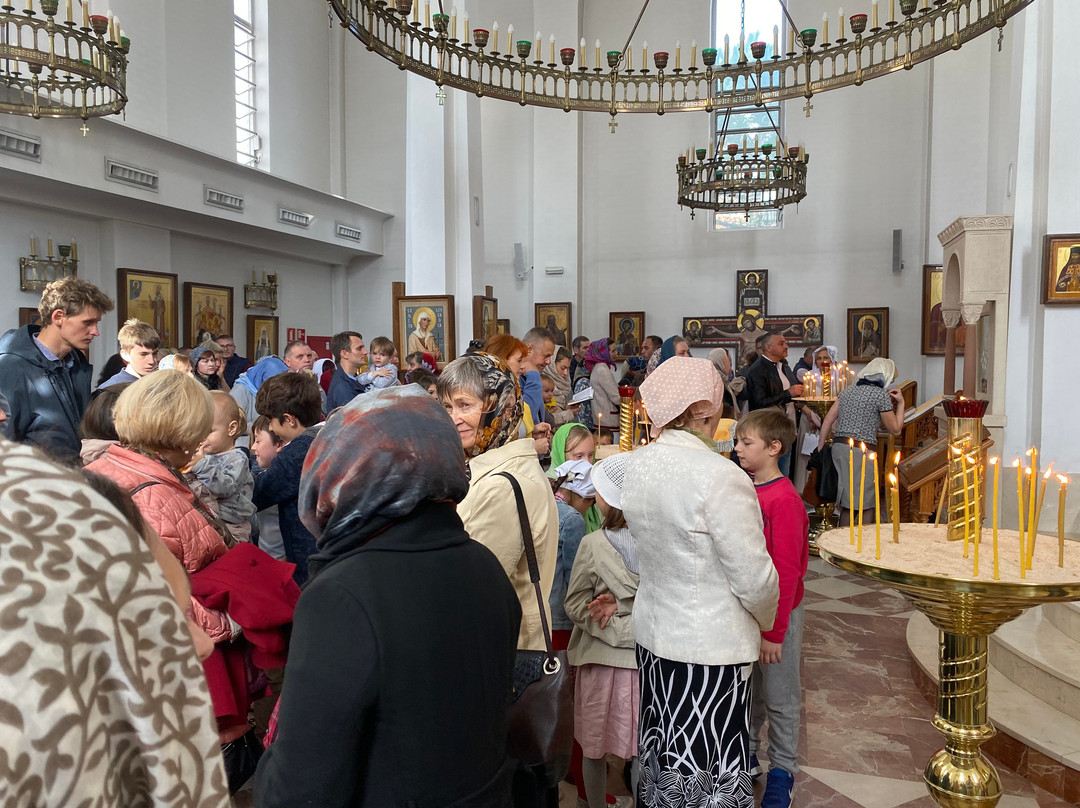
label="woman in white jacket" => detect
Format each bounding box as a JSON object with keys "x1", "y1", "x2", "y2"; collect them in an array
[{"x1": 622, "y1": 356, "x2": 779, "y2": 807}]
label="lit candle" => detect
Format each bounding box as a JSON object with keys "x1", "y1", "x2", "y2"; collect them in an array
[
  {"x1": 691, "y1": 39, "x2": 697, "y2": 66},
  {"x1": 822, "y1": 12, "x2": 829, "y2": 43},
  {"x1": 1023, "y1": 466, "x2": 1032, "y2": 577},
  {"x1": 1030, "y1": 466, "x2": 1053, "y2": 567},
  {"x1": 1013, "y1": 459, "x2": 1025, "y2": 577},
  {"x1": 872, "y1": 0, "x2": 879, "y2": 29},
  {"x1": 889, "y1": 473, "x2": 899, "y2": 543},
  {"x1": 724, "y1": 34, "x2": 729, "y2": 64},
  {"x1": 1026, "y1": 448, "x2": 1038, "y2": 567},
  {"x1": 773, "y1": 25, "x2": 778, "y2": 55},
  {"x1": 839, "y1": 7, "x2": 845, "y2": 40},
  {"x1": 857, "y1": 442, "x2": 867, "y2": 552},
  {"x1": 871, "y1": 452, "x2": 881, "y2": 559},
  {"x1": 848, "y1": 439, "x2": 856, "y2": 545},
  {"x1": 990, "y1": 457, "x2": 999, "y2": 580},
  {"x1": 1059, "y1": 475, "x2": 1069, "y2": 568},
  {"x1": 549, "y1": 33, "x2": 555, "y2": 64},
  {"x1": 675, "y1": 40, "x2": 681, "y2": 70}
]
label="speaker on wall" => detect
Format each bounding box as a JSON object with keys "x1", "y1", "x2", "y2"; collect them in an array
[
  {"x1": 514, "y1": 242, "x2": 530, "y2": 280},
  {"x1": 892, "y1": 229, "x2": 904, "y2": 274}
]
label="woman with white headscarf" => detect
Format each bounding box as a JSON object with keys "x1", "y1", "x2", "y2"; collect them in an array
[
  {"x1": 819, "y1": 357, "x2": 906, "y2": 525},
  {"x1": 621, "y1": 356, "x2": 779, "y2": 807}
]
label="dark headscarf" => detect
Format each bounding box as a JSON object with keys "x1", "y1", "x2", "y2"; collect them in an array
[
  {"x1": 583, "y1": 338, "x2": 614, "y2": 372},
  {"x1": 300, "y1": 386, "x2": 469, "y2": 577},
  {"x1": 658, "y1": 335, "x2": 680, "y2": 366}
]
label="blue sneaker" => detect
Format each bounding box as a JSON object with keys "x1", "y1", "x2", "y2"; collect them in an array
[
  {"x1": 748, "y1": 754, "x2": 763, "y2": 780},
  {"x1": 761, "y1": 768, "x2": 795, "y2": 808}
]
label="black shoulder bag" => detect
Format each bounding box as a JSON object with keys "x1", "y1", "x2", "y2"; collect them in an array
[{"x1": 495, "y1": 472, "x2": 573, "y2": 788}]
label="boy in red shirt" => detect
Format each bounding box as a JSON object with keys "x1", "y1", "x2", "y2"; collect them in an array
[{"x1": 735, "y1": 409, "x2": 809, "y2": 808}]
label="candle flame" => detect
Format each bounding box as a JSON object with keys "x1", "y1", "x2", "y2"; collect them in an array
[
  {"x1": 1026, "y1": 447, "x2": 1035, "y2": 457},
  {"x1": 1025, "y1": 467, "x2": 1032, "y2": 477},
  {"x1": 950, "y1": 445, "x2": 963, "y2": 456},
  {"x1": 893, "y1": 450, "x2": 901, "y2": 465},
  {"x1": 1043, "y1": 464, "x2": 1054, "y2": 480},
  {"x1": 1012, "y1": 458, "x2": 1021, "y2": 468},
  {"x1": 1058, "y1": 474, "x2": 1069, "y2": 484},
  {"x1": 989, "y1": 456, "x2": 999, "y2": 466},
  {"x1": 869, "y1": 452, "x2": 877, "y2": 460},
  {"x1": 859, "y1": 441, "x2": 866, "y2": 452},
  {"x1": 965, "y1": 453, "x2": 977, "y2": 465},
  {"x1": 888, "y1": 472, "x2": 897, "y2": 484},
  {"x1": 848, "y1": 438, "x2": 854, "y2": 448}
]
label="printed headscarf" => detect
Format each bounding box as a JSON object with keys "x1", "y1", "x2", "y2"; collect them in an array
[
  {"x1": 857, "y1": 357, "x2": 897, "y2": 387},
  {"x1": 638, "y1": 355, "x2": 725, "y2": 429},
  {"x1": 442, "y1": 352, "x2": 523, "y2": 460},
  {"x1": 233, "y1": 355, "x2": 289, "y2": 396},
  {"x1": 583, "y1": 338, "x2": 615, "y2": 372},
  {"x1": 300, "y1": 386, "x2": 469, "y2": 576}
]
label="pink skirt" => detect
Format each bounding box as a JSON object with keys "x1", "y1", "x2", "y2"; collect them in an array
[{"x1": 574, "y1": 664, "x2": 640, "y2": 760}]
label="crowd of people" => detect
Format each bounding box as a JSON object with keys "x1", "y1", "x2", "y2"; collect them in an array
[{"x1": 0, "y1": 275, "x2": 908, "y2": 808}]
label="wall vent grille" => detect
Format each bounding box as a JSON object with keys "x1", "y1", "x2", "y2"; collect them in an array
[
  {"x1": 204, "y1": 186, "x2": 244, "y2": 211},
  {"x1": 279, "y1": 207, "x2": 313, "y2": 228},
  {"x1": 105, "y1": 158, "x2": 159, "y2": 191},
  {"x1": 336, "y1": 222, "x2": 362, "y2": 241},
  {"x1": 0, "y1": 129, "x2": 41, "y2": 162}
]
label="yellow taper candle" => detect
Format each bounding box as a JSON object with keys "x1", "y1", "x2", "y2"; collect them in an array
[
  {"x1": 889, "y1": 473, "x2": 899, "y2": 543},
  {"x1": 1029, "y1": 466, "x2": 1053, "y2": 568},
  {"x1": 969, "y1": 454, "x2": 980, "y2": 576},
  {"x1": 961, "y1": 453, "x2": 971, "y2": 559},
  {"x1": 1022, "y1": 466, "x2": 1031, "y2": 578},
  {"x1": 848, "y1": 438, "x2": 855, "y2": 545},
  {"x1": 872, "y1": 452, "x2": 881, "y2": 559},
  {"x1": 857, "y1": 442, "x2": 867, "y2": 553},
  {"x1": 1059, "y1": 475, "x2": 1069, "y2": 568},
  {"x1": 1026, "y1": 448, "x2": 1037, "y2": 567},
  {"x1": 990, "y1": 457, "x2": 999, "y2": 580}
]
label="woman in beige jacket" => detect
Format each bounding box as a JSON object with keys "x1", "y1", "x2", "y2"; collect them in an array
[{"x1": 437, "y1": 354, "x2": 559, "y2": 657}]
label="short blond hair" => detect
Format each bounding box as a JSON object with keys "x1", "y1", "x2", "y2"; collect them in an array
[
  {"x1": 117, "y1": 318, "x2": 161, "y2": 352},
  {"x1": 210, "y1": 390, "x2": 247, "y2": 437},
  {"x1": 38, "y1": 276, "x2": 114, "y2": 323},
  {"x1": 113, "y1": 370, "x2": 214, "y2": 455}
]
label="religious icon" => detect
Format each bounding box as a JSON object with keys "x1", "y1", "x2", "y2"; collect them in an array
[
  {"x1": 496, "y1": 318, "x2": 510, "y2": 335},
  {"x1": 847, "y1": 307, "x2": 890, "y2": 363},
  {"x1": 184, "y1": 283, "x2": 234, "y2": 349},
  {"x1": 609, "y1": 311, "x2": 646, "y2": 360},
  {"x1": 1042, "y1": 234, "x2": 1080, "y2": 304},
  {"x1": 921, "y1": 265, "x2": 966, "y2": 355},
  {"x1": 473, "y1": 295, "x2": 499, "y2": 343},
  {"x1": 247, "y1": 315, "x2": 279, "y2": 360},
  {"x1": 736, "y1": 269, "x2": 769, "y2": 317},
  {"x1": 534, "y1": 303, "x2": 571, "y2": 348},
  {"x1": 803, "y1": 316, "x2": 822, "y2": 344},
  {"x1": 683, "y1": 318, "x2": 703, "y2": 345},
  {"x1": 395, "y1": 295, "x2": 456, "y2": 369},
  {"x1": 117, "y1": 269, "x2": 179, "y2": 349}
]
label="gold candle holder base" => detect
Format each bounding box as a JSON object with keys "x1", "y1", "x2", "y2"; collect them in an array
[{"x1": 818, "y1": 528, "x2": 1080, "y2": 808}]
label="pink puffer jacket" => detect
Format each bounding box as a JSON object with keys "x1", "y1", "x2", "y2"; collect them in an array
[{"x1": 85, "y1": 444, "x2": 231, "y2": 640}]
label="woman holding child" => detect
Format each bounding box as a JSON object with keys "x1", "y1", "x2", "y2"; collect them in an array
[{"x1": 621, "y1": 356, "x2": 779, "y2": 806}]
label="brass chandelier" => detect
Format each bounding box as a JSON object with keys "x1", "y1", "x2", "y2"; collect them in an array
[
  {"x1": 0, "y1": 0, "x2": 129, "y2": 121},
  {"x1": 328, "y1": 0, "x2": 1033, "y2": 120}
]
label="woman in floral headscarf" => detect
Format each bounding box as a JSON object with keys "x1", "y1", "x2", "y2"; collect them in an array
[
  {"x1": 437, "y1": 354, "x2": 559, "y2": 658},
  {"x1": 574, "y1": 338, "x2": 620, "y2": 432},
  {"x1": 621, "y1": 356, "x2": 778, "y2": 807},
  {"x1": 255, "y1": 386, "x2": 520, "y2": 807}
]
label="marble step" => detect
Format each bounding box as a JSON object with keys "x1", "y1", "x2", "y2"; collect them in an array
[
  {"x1": 1044, "y1": 601, "x2": 1080, "y2": 644},
  {"x1": 990, "y1": 607, "x2": 1080, "y2": 722},
  {"x1": 907, "y1": 611, "x2": 1080, "y2": 772}
]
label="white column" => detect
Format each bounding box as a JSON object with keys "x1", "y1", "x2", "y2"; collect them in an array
[{"x1": 404, "y1": 72, "x2": 448, "y2": 295}]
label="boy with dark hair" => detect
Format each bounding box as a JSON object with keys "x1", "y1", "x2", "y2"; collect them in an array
[
  {"x1": 733, "y1": 408, "x2": 808, "y2": 808},
  {"x1": 99, "y1": 318, "x2": 161, "y2": 390},
  {"x1": 253, "y1": 372, "x2": 324, "y2": 584}
]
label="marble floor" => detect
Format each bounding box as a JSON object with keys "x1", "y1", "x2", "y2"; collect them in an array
[{"x1": 239, "y1": 556, "x2": 1073, "y2": 807}]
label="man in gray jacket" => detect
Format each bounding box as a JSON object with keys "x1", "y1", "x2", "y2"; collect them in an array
[{"x1": 0, "y1": 277, "x2": 114, "y2": 461}]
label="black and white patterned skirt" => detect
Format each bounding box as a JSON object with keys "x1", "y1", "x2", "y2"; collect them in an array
[{"x1": 636, "y1": 645, "x2": 754, "y2": 808}]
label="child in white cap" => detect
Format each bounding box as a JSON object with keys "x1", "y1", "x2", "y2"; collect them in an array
[
  {"x1": 548, "y1": 459, "x2": 596, "y2": 650},
  {"x1": 565, "y1": 452, "x2": 639, "y2": 808}
]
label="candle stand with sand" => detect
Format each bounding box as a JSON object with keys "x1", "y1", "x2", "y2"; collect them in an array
[{"x1": 817, "y1": 397, "x2": 1080, "y2": 808}]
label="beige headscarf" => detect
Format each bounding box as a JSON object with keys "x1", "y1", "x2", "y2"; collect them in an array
[{"x1": 638, "y1": 356, "x2": 725, "y2": 429}]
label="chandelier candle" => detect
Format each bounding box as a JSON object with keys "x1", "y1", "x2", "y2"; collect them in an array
[
  {"x1": 691, "y1": 39, "x2": 696, "y2": 66},
  {"x1": 839, "y1": 8, "x2": 845, "y2": 40}
]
